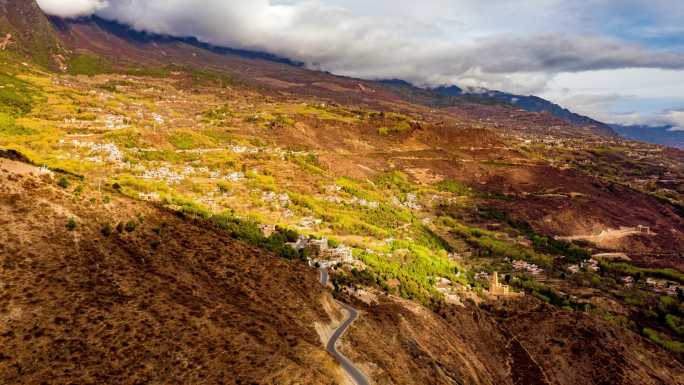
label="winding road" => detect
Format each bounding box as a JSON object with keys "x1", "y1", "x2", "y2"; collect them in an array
[{"x1": 319, "y1": 267, "x2": 371, "y2": 385}]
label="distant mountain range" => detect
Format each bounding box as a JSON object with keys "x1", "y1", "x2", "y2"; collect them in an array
[
  {"x1": 611, "y1": 124, "x2": 684, "y2": 149},
  {"x1": 378, "y1": 80, "x2": 617, "y2": 137},
  {"x1": 435, "y1": 86, "x2": 610, "y2": 129}
]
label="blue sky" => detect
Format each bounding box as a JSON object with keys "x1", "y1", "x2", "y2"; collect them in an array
[{"x1": 37, "y1": 0, "x2": 684, "y2": 128}]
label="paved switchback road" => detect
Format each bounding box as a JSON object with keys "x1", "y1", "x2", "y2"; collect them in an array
[{"x1": 319, "y1": 268, "x2": 371, "y2": 385}]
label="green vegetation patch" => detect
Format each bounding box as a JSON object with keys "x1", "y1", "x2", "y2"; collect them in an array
[
  {"x1": 477, "y1": 206, "x2": 591, "y2": 263},
  {"x1": 375, "y1": 171, "x2": 414, "y2": 194},
  {"x1": 416, "y1": 224, "x2": 453, "y2": 251},
  {"x1": 354, "y1": 240, "x2": 462, "y2": 308},
  {"x1": 0, "y1": 73, "x2": 37, "y2": 115},
  {"x1": 202, "y1": 105, "x2": 234, "y2": 127},
  {"x1": 133, "y1": 150, "x2": 191, "y2": 163},
  {"x1": 601, "y1": 262, "x2": 684, "y2": 285},
  {"x1": 360, "y1": 204, "x2": 412, "y2": 231},
  {"x1": 436, "y1": 179, "x2": 473, "y2": 196},
  {"x1": 291, "y1": 103, "x2": 360, "y2": 124},
  {"x1": 246, "y1": 112, "x2": 295, "y2": 130},
  {"x1": 590, "y1": 146, "x2": 624, "y2": 156},
  {"x1": 168, "y1": 130, "x2": 217, "y2": 150},
  {"x1": 96, "y1": 79, "x2": 135, "y2": 93},
  {"x1": 123, "y1": 66, "x2": 172, "y2": 78},
  {"x1": 67, "y1": 54, "x2": 113, "y2": 76},
  {"x1": 286, "y1": 152, "x2": 327, "y2": 175},
  {"x1": 511, "y1": 275, "x2": 584, "y2": 309},
  {"x1": 329, "y1": 215, "x2": 391, "y2": 239},
  {"x1": 330, "y1": 177, "x2": 385, "y2": 203},
  {"x1": 452, "y1": 223, "x2": 552, "y2": 267},
  {"x1": 104, "y1": 128, "x2": 148, "y2": 149},
  {"x1": 168, "y1": 65, "x2": 233, "y2": 88},
  {"x1": 0, "y1": 113, "x2": 34, "y2": 136},
  {"x1": 643, "y1": 328, "x2": 684, "y2": 353},
  {"x1": 666, "y1": 314, "x2": 684, "y2": 336},
  {"x1": 378, "y1": 121, "x2": 412, "y2": 136},
  {"x1": 164, "y1": 195, "x2": 301, "y2": 260},
  {"x1": 112, "y1": 175, "x2": 171, "y2": 196},
  {"x1": 66, "y1": 218, "x2": 77, "y2": 231}
]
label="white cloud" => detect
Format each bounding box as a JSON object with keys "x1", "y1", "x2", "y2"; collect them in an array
[
  {"x1": 664, "y1": 110, "x2": 684, "y2": 130},
  {"x1": 539, "y1": 91, "x2": 684, "y2": 130},
  {"x1": 543, "y1": 94, "x2": 656, "y2": 127},
  {"x1": 545, "y1": 69, "x2": 684, "y2": 99},
  {"x1": 541, "y1": 69, "x2": 684, "y2": 126},
  {"x1": 36, "y1": 0, "x2": 108, "y2": 18}
]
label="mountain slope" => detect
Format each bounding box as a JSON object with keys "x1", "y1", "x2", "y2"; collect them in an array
[
  {"x1": 342, "y1": 293, "x2": 684, "y2": 385},
  {"x1": 0, "y1": 0, "x2": 66, "y2": 69},
  {"x1": 50, "y1": 16, "x2": 305, "y2": 68},
  {"x1": 463, "y1": 90, "x2": 616, "y2": 137},
  {"x1": 48, "y1": 14, "x2": 616, "y2": 138},
  {"x1": 379, "y1": 79, "x2": 617, "y2": 137},
  {"x1": 0, "y1": 159, "x2": 348, "y2": 385},
  {"x1": 2, "y1": 158, "x2": 682, "y2": 385},
  {"x1": 613, "y1": 124, "x2": 684, "y2": 149},
  {"x1": 1, "y1": 2, "x2": 684, "y2": 383}
]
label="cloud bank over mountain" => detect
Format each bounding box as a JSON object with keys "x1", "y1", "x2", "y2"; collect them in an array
[
  {"x1": 664, "y1": 110, "x2": 684, "y2": 131},
  {"x1": 36, "y1": 0, "x2": 106, "y2": 18},
  {"x1": 36, "y1": 0, "x2": 684, "y2": 127}
]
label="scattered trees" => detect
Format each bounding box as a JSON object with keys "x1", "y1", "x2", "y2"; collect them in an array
[
  {"x1": 57, "y1": 177, "x2": 70, "y2": 189},
  {"x1": 101, "y1": 223, "x2": 112, "y2": 237}
]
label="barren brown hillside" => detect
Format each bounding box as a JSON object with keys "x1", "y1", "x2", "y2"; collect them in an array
[
  {"x1": 0, "y1": 159, "x2": 346, "y2": 385},
  {"x1": 337, "y1": 292, "x2": 684, "y2": 385}
]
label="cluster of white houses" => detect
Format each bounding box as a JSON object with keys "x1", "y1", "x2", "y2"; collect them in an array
[
  {"x1": 511, "y1": 260, "x2": 543, "y2": 275},
  {"x1": 62, "y1": 140, "x2": 125, "y2": 164}
]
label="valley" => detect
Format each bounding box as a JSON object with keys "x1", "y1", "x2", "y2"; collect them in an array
[{"x1": 1, "y1": 1, "x2": 684, "y2": 384}]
